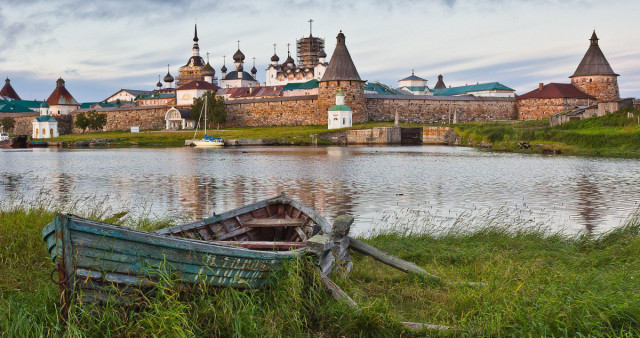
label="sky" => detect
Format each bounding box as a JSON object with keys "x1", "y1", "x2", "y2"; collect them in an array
[{"x1": 2, "y1": 0, "x2": 640, "y2": 102}]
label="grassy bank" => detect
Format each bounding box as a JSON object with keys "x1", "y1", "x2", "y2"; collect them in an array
[
  {"x1": 2, "y1": 199, "x2": 639, "y2": 336},
  {"x1": 454, "y1": 108, "x2": 640, "y2": 157},
  {"x1": 48, "y1": 121, "x2": 395, "y2": 147}
]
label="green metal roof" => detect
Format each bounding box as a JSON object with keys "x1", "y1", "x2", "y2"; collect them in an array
[
  {"x1": 432, "y1": 82, "x2": 515, "y2": 96},
  {"x1": 15, "y1": 100, "x2": 45, "y2": 109},
  {"x1": 328, "y1": 104, "x2": 352, "y2": 112},
  {"x1": 0, "y1": 101, "x2": 36, "y2": 113},
  {"x1": 364, "y1": 81, "x2": 404, "y2": 95},
  {"x1": 80, "y1": 102, "x2": 99, "y2": 109},
  {"x1": 35, "y1": 115, "x2": 57, "y2": 122},
  {"x1": 336, "y1": 90, "x2": 345, "y2": 97},
  {"x1": 282, "y1": 79, "x2": 319, "y2": 91},
  {"x1": 401, "y1": 86, "x2": 428, "y2": 91}
]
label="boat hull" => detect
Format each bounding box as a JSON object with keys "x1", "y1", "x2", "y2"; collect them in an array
[
  {"x1": 42, "y1": 214, "x2": 300, "y2": 306},
  {"x1": 191, "y1": 139, "x2": 224, "y2": 147}
]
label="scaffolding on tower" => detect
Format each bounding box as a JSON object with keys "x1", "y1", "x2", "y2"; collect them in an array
[{"x1": 296, "y1": 19, "x2": 325, "y2": 69}]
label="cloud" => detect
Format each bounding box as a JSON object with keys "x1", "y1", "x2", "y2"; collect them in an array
[{"x1": 2, "y1": 0, "x2": 639, "y2": 101}]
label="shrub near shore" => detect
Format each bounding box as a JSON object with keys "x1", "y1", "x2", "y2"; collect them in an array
[{"x1": 1, "y1": 201, "x2": 639, "y2": 336}]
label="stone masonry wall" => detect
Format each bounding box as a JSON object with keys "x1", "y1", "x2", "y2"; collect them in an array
[
  {"x1": 71, "y1": 107, "x2": 167, "y2": 132},
  {"x1": 318, "y1": 81, "x2": 367, "y2": 123},
  {"x1": 225, "y1": 97, "x2": 324, "y2": 127},
  {"x1": 2, "y1": 115, "x2": 36, "y2": 135},
  {"x1": 366, "y1": 96, "x2": 517, "y2": 123},
  {"x1": 517, "y1": 97, "x2": 595, "y2": 120},
  {"x1": 571, "y1": 75, "x2": 619, "y2": 101}
]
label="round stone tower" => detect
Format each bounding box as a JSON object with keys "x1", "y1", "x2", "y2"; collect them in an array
[
  {"x1": 318, "y1": 31, "x2": 365, "y2": 123},
  {"x1": 570, "y1": 31, "x2": 619, "y2": 101}
]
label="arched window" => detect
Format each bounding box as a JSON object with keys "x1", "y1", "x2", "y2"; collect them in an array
[
  {"x1": 42, "y1": 128, "x2": 46, "y2": 135},
  {"x1": 343, "y1": 118, "x2": 346, "y2": 125},
  {"x1": 50, "y1": 128, "x2": 54, "y2": 136}
]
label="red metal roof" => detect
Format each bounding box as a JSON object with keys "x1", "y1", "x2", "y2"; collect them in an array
[
  {"x1": 0, "y1": 78, "x2": 21, "y2": 100},
  {"x1": 517, "y1": 83, "x2": 595, "y2": 100},
  {"x1": 218, "y1": 85, "x2": 284, "y2": 99},
  {"x1": 176, "y1": 80, "x2": 220, "y2": 91},
  {"x1": 46, "y1": 86, "x2": 78, "y2": 105}
]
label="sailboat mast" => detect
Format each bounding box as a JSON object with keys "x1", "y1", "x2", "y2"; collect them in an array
[{"x1": 204, "y1": 95, "x2": 207, "y2": 137}]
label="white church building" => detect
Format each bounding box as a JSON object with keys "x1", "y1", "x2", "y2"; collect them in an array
[
  {"x1": 32, "y1": 102, "x2": 59, "y2": 139},
  {"x1": 327, "y1": 89, "x2": 352, "y2": 129}
]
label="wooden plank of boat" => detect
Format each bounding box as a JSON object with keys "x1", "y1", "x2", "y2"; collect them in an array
[
  {"x1": 244, "y1": 218, "x2": 306, "y2": 228},
  {"x1": 211, "y1": 241, "x2": 306, "y2": 250}
]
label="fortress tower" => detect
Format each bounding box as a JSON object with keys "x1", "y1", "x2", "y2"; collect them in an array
[
  {"x1": 570, "y1": 31, "x2": 619, "y2": 101},
  {"x1": 318, "y1": 31, "x2": 365, "y2": 123}
]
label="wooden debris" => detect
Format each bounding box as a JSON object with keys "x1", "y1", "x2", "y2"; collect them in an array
[
  {"x1": 348, "y1": 237, "x2": 440, "y2": 282},
  {"x1": 211, "y1": 241, "x2": 306, "y2": 250},
  {"x1": 401, "y1": 322, "x2": 451, "y2": 331},
  {"x1": 317, "y1": 270, "x2": 358, "y2": 309}
]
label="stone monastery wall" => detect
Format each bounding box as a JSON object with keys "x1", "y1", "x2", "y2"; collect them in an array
[
  {"x1": 224, "y1": 96, "x2": 323, "y2": 127},
  {"x1": 517, "y1": 98, "x2": 595, "y2": 120},
  {"x1": 72, "y1": 106, "x2": 167, "y2": 132},
  {"x1": 365, "y1": 95, "x2": 517, "y2": 123}
]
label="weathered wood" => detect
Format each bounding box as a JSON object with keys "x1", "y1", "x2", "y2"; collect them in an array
[
  {"x1": 401, "y1": 322, "x2": 451, "y2": 331},
  {"x1": 318, "y1": 270, "x2": 358, "y2": 309},
  {"x1": 244, "y1": 218, "x2": 306, "y2": 228},
  {"x1": 217, "y1": 226, "x2": 252, "y2": 240},
  {"x1": 211, "y1": 241, "x2": 306, "y2": 250},
  {"x1": 348, "y1": 237, "x2": 440, "y2": 281},
  {"x1": 293, "y1": 227, "x2": 307, "y2": 242}
]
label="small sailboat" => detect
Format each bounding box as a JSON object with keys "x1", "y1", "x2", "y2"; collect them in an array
[{"x1": 190, "y1": 95, "x2": 224, "y2": 147}]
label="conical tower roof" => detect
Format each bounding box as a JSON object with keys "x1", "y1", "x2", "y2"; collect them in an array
[
  {"x1": 46, "y1": 78, "x2": 78, "y2": 105},
  {"x1": 0, "y1": 78, "x2": 21, "y2": 100},
  {"x1": 570, "y1": 31, "x2": 618, "y2": 78},
  {"x1": 434, "y1": 75, "x2": 446, "y2": 89},
  {"x1": 320, "y1": 31, "x2": 362, "y2": 82}
]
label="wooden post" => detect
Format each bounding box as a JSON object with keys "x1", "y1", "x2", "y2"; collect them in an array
[
  {"x1": 317, "y1": 269, "x2": 358, "y2": 309},
  {"x1": 329, "y1": 216, "x2": 353, "y2": 276},
  {"x1": 348, "y1": 237, "x2": 440, "y2": 282}
]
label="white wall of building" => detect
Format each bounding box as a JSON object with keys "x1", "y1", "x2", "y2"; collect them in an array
[
  {"x1": 456, "y1": 90, "x2": 514, "y2": 98},
  {"x1": 49, "y1": 105, "x2": 78, "y2": 115},
  {"x1": 328, "y1": 111, "x2": 352, "y2": 129},
  {"x1": 32, "y1": 121, "x2": 59, "y2": 139},
  {"x1": 106, "y1": 90, "x2": 137, "y2": 102}
]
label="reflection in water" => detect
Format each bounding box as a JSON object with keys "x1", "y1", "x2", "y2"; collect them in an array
[{"x1": 1, "y1": 146, "x2": 639, "y2": 235}]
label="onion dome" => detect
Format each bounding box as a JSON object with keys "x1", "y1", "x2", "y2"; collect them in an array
[
  {"x1": 251, "y1": 65, "x2": 257, "y2": 74},
  {"x1": 221, "y1": 64, "x2": 227, "y2": 73},
  {"x1": 233, "y1": 49, "x2": 245, "y2": 63},
  {"x1": 156, "y1": 75, "x2": 162, "y2": 88},
  {"x1": 271, "y1": 53, "x2": 280, "y2": 62},
  {"x1": 164, "y1": 72, "x2": 174, "y2": 83},
  {"x1": 318, "y1": 49, "x2": 327, "y2": 58},
  {"x1": 202, "y1": 62, "x2": 215, "y2": 76},
  {"x1": 40, "y1": 101, "x2": 49, "y2": 108}
]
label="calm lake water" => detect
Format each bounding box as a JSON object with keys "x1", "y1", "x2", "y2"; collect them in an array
[{"x1": 1, "y1": 146, "x2": 639, "y2": 236}]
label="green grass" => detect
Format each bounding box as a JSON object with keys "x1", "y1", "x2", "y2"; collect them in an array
[
  {"x1": 2, "y1": 197, "x2": 639, "y2": 336},
  {"x1": 454, "y1": 108, "x2": 640, "y2": 157},
  {"x1": 48, "y1": 121, "x2": 395, "y2": 147}
]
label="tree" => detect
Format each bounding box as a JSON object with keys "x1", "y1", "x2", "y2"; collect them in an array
[
  {"x1": 74, "y1": 112, "x2": 89, "y2": 132},
  {"x1": 87, "y1": 111, "x2": 107, "y2": 131},
  {"x1": 191, "y1": 91, "x2": 226, "y2": 130},
  {"x1": 0, "y1": 117, "x2": 15, "y2": 133},
  {"x1": 74, "y1": 111, "x2": 107, "y2": 132}
]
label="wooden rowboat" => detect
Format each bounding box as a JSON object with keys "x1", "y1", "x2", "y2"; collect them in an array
[
  {"x1": 42, "y1": 194, "x2": 349, "y2": 317},
  {"x1": 154, "y1": 193, "x2": 331, "y2": 250}
]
